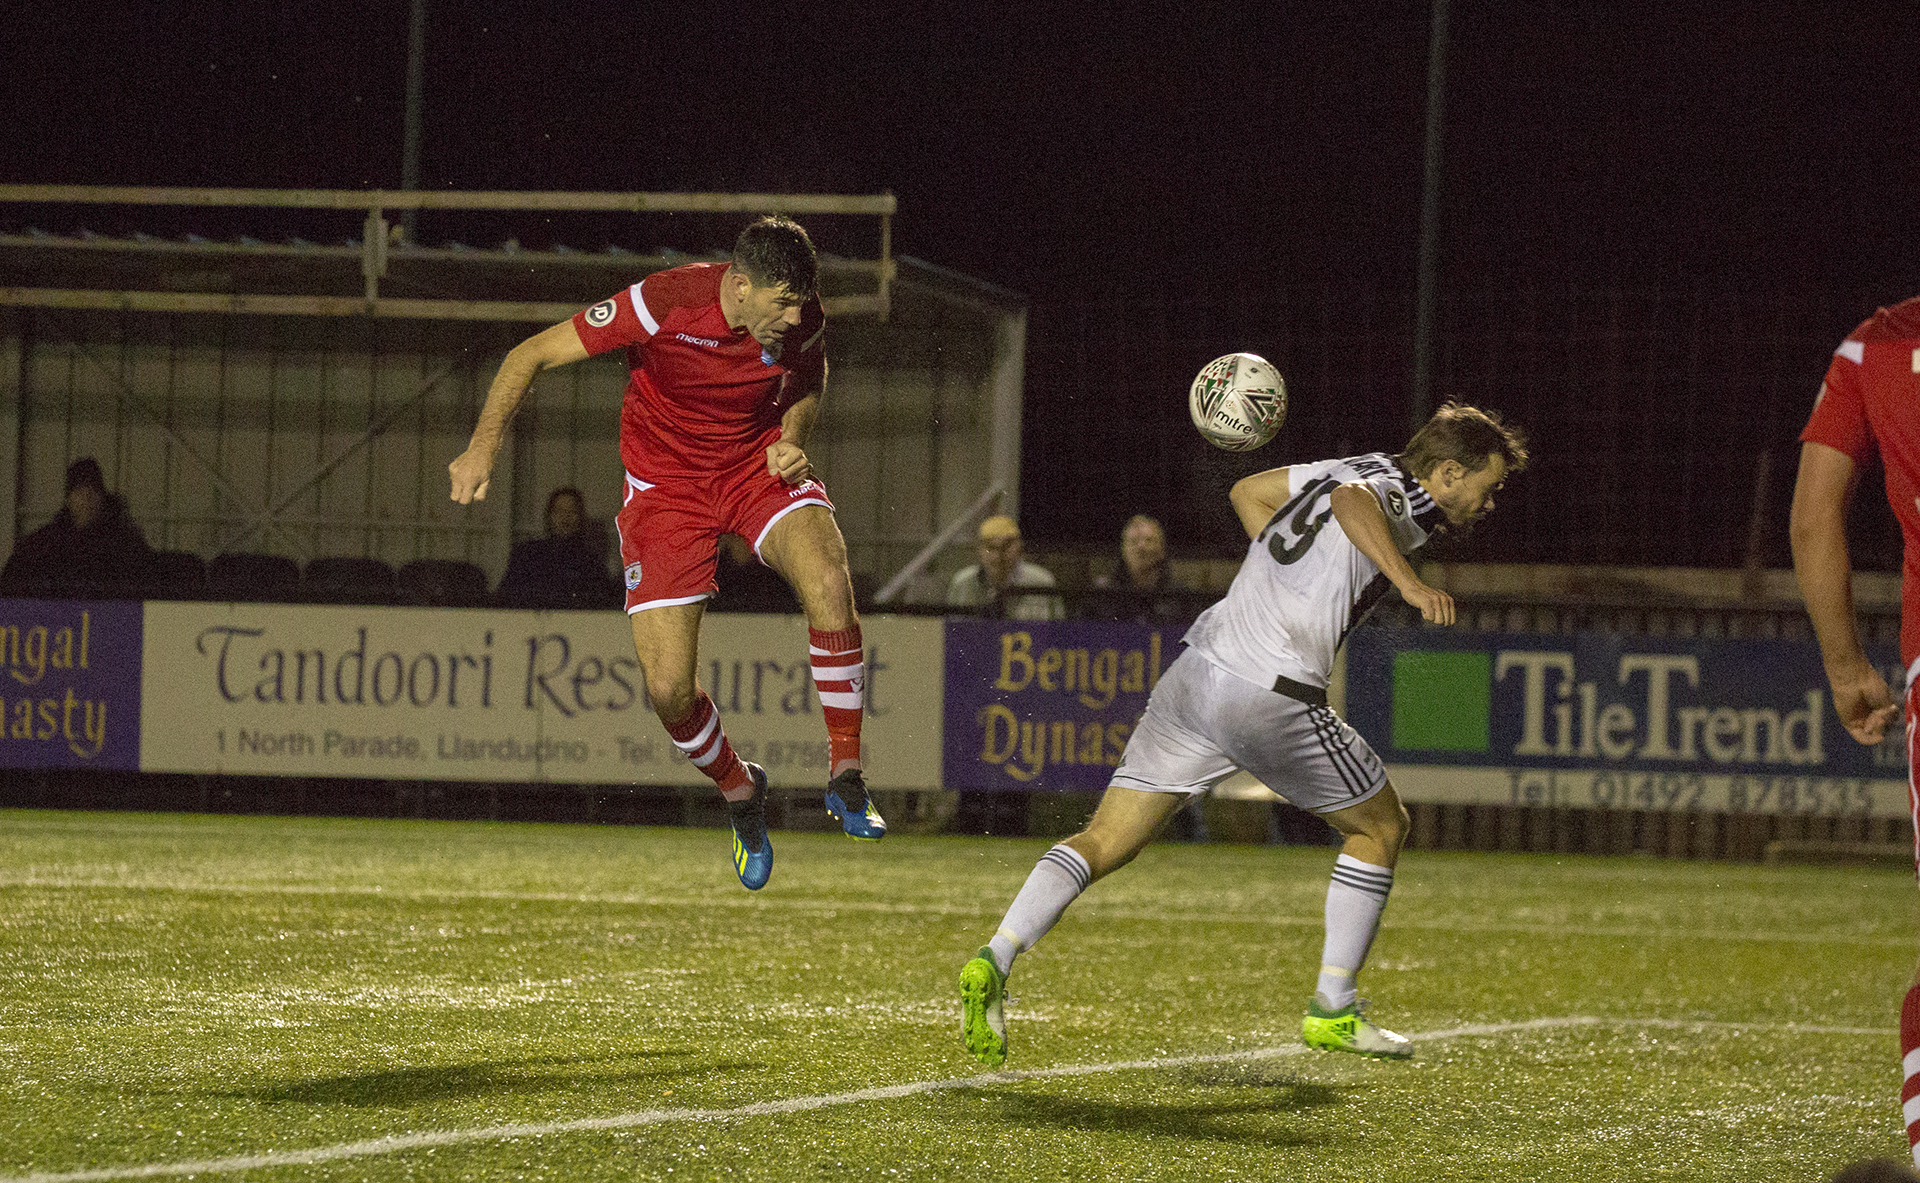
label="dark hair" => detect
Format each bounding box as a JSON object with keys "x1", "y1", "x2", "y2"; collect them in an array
[
  {"x1": 1398, "y1": 402, "x2": 1529, "y2": 480},
  {"x1": 731, "y1": 216, "x2": 819, "y2": 299},
  {"x1": 545, "y1": 486, "x2": 584, "y2": 526},
  {"x1": 65, "y1": 456, "x2": 106, "y2": 494}
]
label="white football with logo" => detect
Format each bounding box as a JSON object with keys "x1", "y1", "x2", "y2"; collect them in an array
[{"x1": 1188, "y1": 352, "x2": 1287, "y2": 452}]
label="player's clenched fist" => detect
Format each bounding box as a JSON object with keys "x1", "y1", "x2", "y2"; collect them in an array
[
  {"x1": 1828, "y1": 664, "x2": 1898, "y2": 746},
  {"x1": 448, "y1": 447, "x2": 493, "y2": 504},
  {"x1": 766, "y1": 440, "x2": 811, "y2": 484},
  {"x1": 1400, "y1": 582, "x2": 1455, "y2": 626}
]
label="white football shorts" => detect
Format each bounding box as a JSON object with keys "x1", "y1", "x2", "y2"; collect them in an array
[{"x1": 1111, "y1": 647, "x2": 1388, "y2": 814}]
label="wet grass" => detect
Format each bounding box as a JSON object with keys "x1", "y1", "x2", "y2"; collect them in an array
[{"x1": 0, "y1": 808, "x2": 1908, "y2": 1180}]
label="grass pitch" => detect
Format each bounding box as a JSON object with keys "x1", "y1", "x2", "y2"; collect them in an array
[{"x1": 0, "y1": 807, "x2": 1909, "y2": 1181}]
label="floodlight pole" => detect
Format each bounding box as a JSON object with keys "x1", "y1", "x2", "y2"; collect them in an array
[
  {"x1": 1411, "y1": 0, "x2": 1449, "y2": 433},
  {"x1": 399, "y1": 0, "x2": 428, "y2": 244}
]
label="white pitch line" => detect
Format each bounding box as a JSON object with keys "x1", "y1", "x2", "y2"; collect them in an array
[
  {"x1": 0, "y1": 875, "x2": 1909, "y2": 948},
  {"x1": 0, "y1": 1016, "x2": 1895, "y2": 1183}
]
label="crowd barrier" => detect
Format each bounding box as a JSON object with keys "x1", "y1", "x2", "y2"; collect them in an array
[{"x1": 1, "y1": 598, "x2": 1906, "y2": 834}]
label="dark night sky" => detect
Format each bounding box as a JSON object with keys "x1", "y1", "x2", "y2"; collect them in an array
[
  {"x1": 5, "y1": 3, "x2": 1920, "y2": 563},
  {"x1": 8, "y1": 2, "x2": 1915, "y2": 299}
]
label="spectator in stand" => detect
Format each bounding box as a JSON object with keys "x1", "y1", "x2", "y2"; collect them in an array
[
  {"x1": 1081, "y1": 512, "x2": 1208, "y2": 839},
  {"x1": 947, "y1": 514, "x2": 1064, "y2": 621},
  {"x1": 494, "y1": 486, "x2": 619, "y2": 609},
  {"x1": 947, "y1": 514, "x2": 1062, "y2": 840},
  {"x1": 1086, "y1": 514, "x2": 1198, "y2": 623},
  {"x1": 1, "y1": 457, "x2": 150, "y2": 597}
]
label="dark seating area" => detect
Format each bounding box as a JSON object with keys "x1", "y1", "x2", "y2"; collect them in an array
[
  {"x1": 300, "y1": 556, "x2": 399, "y2": 605},
  {"x1": 148, "y1": 550, "x2": 209, "y2": 600},
  {"x1": 397, "y1": 559, "x2": 491, "y2": 607},
  {"x1": 206, "y1": 552, "x2": 302, "y2": 602},
  {"x1": 1, "y1": 551, "x2": 501, "y2": 607}
]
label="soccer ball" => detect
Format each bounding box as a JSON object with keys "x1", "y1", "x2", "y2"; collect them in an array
[{"x1": 1188, "y1": 353, "x2": 1287, "y2": 452}]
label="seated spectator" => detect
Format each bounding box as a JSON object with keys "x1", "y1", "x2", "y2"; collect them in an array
[
  {"x1": 1, "y1": 457, "x2": 150, "y2": 597},
  {"x1": 947, "y1": 514, "x2": 1065, "y2": 620},
  {"x1": 494, "y1": 487, "x2": 619, "y2": 609},
  {"x1": 711, "y1": 533, "x2": 799, "y2": 613},
  {"x1": 1085, "y1": 514, "x2": 1197, "y2": 623}
]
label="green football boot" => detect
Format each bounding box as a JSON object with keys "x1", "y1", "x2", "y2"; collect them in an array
[
  {"x1": 959, "y1": 946, "x2": 1008, "y2": 1067},
  {"x1": 1301, "y1": 994, "x2": 1412, "y2": 1059}
]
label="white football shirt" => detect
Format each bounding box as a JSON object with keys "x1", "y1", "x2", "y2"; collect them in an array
[{"x1": 1185, "y1": 452, "x2": 1444, "y2": 691}]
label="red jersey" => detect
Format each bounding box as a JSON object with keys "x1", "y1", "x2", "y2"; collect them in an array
[
  {"x1": 571, "y1": 262, "x2": 827, "y2": 480},
  {"x1": 1800, "y1": 295, "x2": 1920, "y2": 664}
]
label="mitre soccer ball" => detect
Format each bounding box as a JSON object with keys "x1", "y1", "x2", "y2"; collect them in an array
[{"x1": 1188, "y1": 352, "x2": 1287, "y2": 452}]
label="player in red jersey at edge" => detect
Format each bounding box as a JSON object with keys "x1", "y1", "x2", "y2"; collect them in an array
[
  {"x1": 1790, "y1": 295, "x2": 1920, "y2": 1167},
  {"x1": 449, "y1": 217, "x2": 883, "y2": 891}
]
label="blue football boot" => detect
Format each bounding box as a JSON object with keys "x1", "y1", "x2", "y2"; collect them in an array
[
  {"x1": 825, "y1": 767, "x2": 886, "y2": 840},
  {"x1": 727, "y1": 763, "x2": 773, "y2": 891}
]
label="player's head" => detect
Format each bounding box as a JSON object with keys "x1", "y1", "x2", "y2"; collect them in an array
[
  {"x1": 731, "y1": 216, "x2": 818, "y2": 299},
  {"x1": 725, "y1": 216, "x2": 818, "y2": 349},
  {"x1": 1399, "y1": 402, "x2": 1529, "y2": 529}
]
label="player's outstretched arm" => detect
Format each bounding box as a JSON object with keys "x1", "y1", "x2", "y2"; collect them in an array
[
  {"x1": 1229, "y1": 468, "x2": 1291, "y2": 539},
  {"x1": 1790, "y1": 440, "x2": 1899, "y2": 744},
  {"x1": 449, "y1": 320, "x2": 590, "y2": 503},
  {"x1": 1330, "y1": 482, "x2": 1455, "y2": 625}
]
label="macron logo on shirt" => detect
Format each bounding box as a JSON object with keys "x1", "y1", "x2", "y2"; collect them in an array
[{"x1": 675, "y1": 332, "x2": 722, "y2": 348}]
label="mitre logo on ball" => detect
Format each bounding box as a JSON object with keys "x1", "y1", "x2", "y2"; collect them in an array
[{"x1": 1188, "y1": 353, "x2": 1287, "y2": 451}]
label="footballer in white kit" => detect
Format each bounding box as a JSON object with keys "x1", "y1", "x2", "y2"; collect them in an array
[{"x1": 960, "y1": 402, "x2": 1528, "y2": 1067}]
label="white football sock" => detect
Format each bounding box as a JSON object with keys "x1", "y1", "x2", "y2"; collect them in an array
[
  {"x1": 1315, "y1": 853, "x2": 1394, "y2": 1009},
  {"x1": 986, "y1": 844, "x2": 1091, "y2": 976}
]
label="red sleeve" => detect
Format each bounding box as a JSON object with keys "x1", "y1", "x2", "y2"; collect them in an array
[
  {"x1": 570, "y1": 282, "x2": 651, "y2": 357},
  {"x1": 1799, "y1": 332, "x2": 1874, "y2": 464},
  {"x1": 573, "y1": 264, "x2": 728, "y2": 357},
  {"x1": 782, "y1": 297, "x2": 827, "y2": 392}
]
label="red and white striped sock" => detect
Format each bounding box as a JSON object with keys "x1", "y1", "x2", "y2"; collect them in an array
[
  {"x1": 809, "y1": 624, "x2": 864, "y2": 777},
  {"x1": 663, "y1": 691, "x2": 753, "y2": 801},
  {"x1": 1903, "y1": 981, "x2": 1920, "y2": 1167}
]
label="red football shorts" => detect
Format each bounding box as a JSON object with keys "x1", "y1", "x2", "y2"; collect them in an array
[{"x1": 614, "y1": 452, "x2": 834, "y2": 613}]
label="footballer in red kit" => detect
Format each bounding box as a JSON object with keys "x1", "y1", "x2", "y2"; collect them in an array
[
  {"x1": 575, "y1": 262, "x2": 834, "y2": 613},
  {"x1": 450, "y1": 217, "x2": 884, "y2": 893},
  {"x1": 1790, "y1": 294, "x2": 1920, "y2": 1168}
]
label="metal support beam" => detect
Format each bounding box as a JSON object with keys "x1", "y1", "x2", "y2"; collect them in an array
[
  {"x1": 878, "y1": 196, "x2": 894, "y2": 322},
  {"x1": 0, "y1": 185, "x2": 897, "y2": 215},
  {"x1": 1411, "y1": 0, "x2": 1451, "y2": 431},
  {"x1": 0, "y1": 288, "x2": 888, "y2": 324},
  {"x1": 362, "y1": 208, "x2": 388, "y2": 308},
  {"x1": 399, "y1": 0, "x2": 427, "y2": 243},
  {"x1": 988, "y1": 305, "x2": 1028, "y2": 523},
  {"x1": 30, "y1": 311, "x2": 309, "y2": 556},
  {"x1": 217, "y1": 360, "x2": 459, "y2": 554},
  {"x1": 0, "y1": 233, "x2": 893, "y2": 276},
  {"x1": 0, "y1": 309, "x2": 21, "y2": 559},
  {"x1": 874, "y1": 482, "x2": 1004, "y2": 605}
]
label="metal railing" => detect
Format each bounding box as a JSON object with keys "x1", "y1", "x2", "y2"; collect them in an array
[{"x1": 0, "y1": 185, "x2": 897, "y2": 320}]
